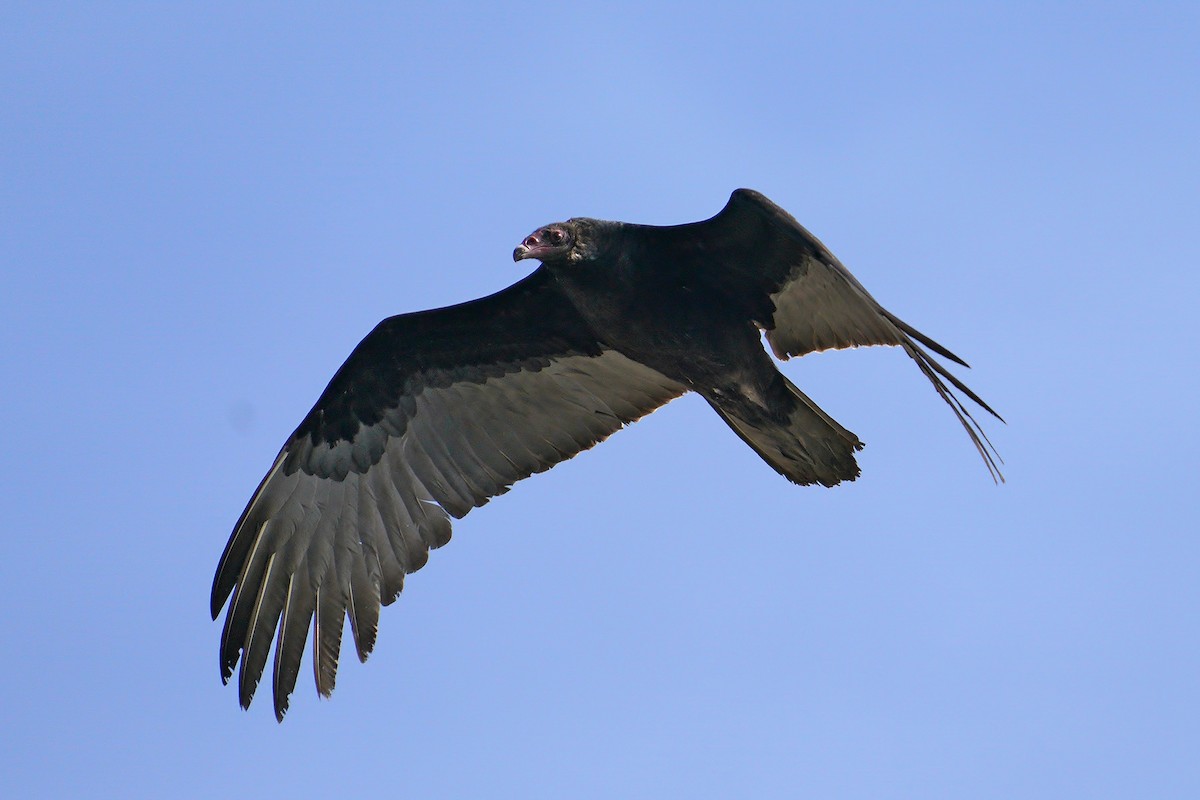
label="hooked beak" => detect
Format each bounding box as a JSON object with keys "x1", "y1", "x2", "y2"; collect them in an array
[{"x1": 513, "y1": 231, "x2": 546, "y2": 262}]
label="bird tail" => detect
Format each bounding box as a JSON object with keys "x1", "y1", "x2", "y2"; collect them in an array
[{"x1": 708, "y1": 375, "x2": 863, "y2": 487}]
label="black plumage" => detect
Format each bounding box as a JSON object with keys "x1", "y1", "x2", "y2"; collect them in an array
[{"x1": 211, "y1": 189, "x2": 1002, "y2": 719}]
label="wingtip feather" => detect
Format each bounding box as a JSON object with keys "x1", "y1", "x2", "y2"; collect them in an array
[{"x1": 898, "y1": 339, "x2": 1004, "y2": 482}]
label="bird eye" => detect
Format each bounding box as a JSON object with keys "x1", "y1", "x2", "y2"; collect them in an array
[{"x1": 549, "y1": 229, "x2": 565, "y2": 245}]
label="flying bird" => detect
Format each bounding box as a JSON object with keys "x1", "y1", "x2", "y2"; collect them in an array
[{"x1": 211, "y1": 189, "x2": 1002, "y2": 719}]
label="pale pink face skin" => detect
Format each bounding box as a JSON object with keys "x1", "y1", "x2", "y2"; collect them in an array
[{"x1": 513, "y1": 224, "x2": 573, "y2": 262}]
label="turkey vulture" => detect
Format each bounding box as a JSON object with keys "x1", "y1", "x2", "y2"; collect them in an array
[{"x1": 212, "y1": 189, "x2": 1002, "y2": 719}]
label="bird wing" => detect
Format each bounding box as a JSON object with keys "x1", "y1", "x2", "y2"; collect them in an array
[
  {"x1": 649, "y1": 188, "x2": 1002, "y2": 479},
  {"x1": 211, "y1": 267, "x2": 684, "y2": 719}
]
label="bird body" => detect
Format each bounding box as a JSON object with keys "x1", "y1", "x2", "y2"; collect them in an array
[{"x1": 212, "y1": 189, "x2": 1001, "y2": 719}]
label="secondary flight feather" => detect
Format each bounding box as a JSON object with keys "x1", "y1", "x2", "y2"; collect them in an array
[{"x1": 211, "y1": 189, "x2": 1003, "y2": 719}]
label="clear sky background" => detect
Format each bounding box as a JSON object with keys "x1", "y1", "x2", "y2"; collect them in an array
[{"x1": 3, "y1": 3, "x2": 1198, "y2": 798}]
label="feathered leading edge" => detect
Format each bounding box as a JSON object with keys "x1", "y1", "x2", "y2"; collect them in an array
[
  {"x1": 211, "y1": 268, "x2": 686, "y2": 719},
  {"x1": 660, "y1": 188, "x2": 1005, "y2": 483}
]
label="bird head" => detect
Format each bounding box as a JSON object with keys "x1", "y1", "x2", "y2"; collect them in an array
[
  {"x1": 513, "y1": 222, "x2": 575, "y2": 263},
  {"x1": 513, "y1": 218, "x2": 605, "y2": 265}
]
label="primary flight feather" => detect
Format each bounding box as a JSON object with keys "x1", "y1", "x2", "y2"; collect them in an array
[{"x1": 212, "y1": 189, "x2": 1002, "y2": 719}]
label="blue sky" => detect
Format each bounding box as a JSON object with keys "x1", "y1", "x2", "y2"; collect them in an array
[{"x1": 3, "y1": 3, "x2": 1198, "y2": 798}]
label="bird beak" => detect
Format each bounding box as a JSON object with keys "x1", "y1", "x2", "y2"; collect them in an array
[{"x1": 513, "y1": 231, "x2": 544, "y2": 262}]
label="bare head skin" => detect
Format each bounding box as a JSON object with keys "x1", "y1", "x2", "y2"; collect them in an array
[{"x1": 513, "y1": 223, "x2": 574, "y2": 262}]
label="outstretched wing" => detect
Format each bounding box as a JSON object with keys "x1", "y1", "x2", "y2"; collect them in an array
[
  {"x1": 212, "y1": 267, "x2": 684, "y2": 719},
  {"x1": 648, "y1": 188, "x2": 1002, "y2": 479}
]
